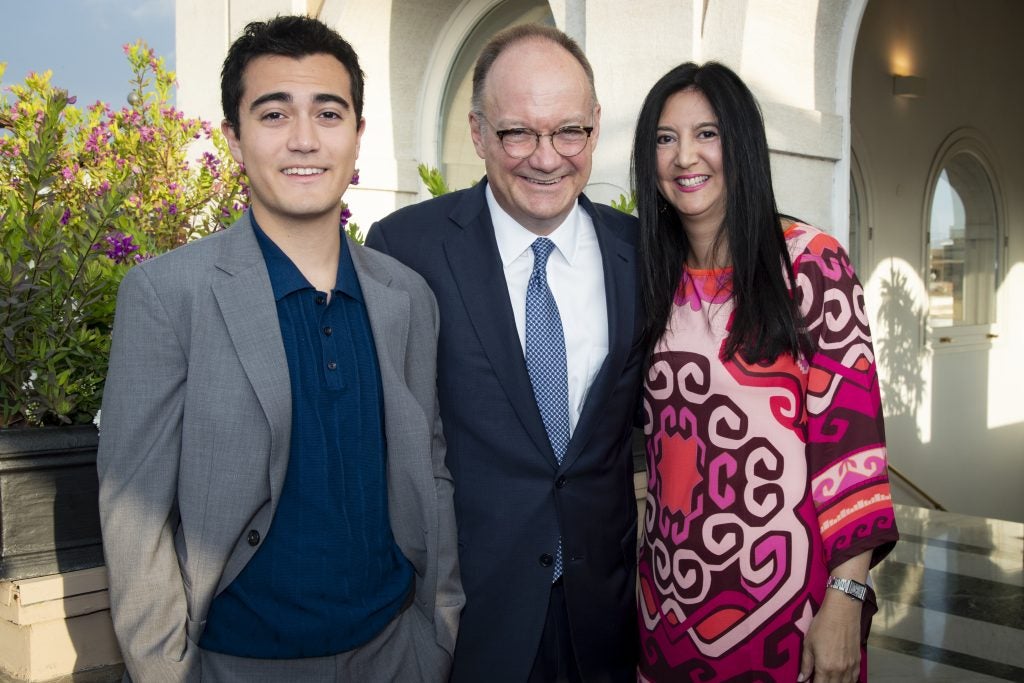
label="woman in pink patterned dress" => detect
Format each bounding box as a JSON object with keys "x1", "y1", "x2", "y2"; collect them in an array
[{"x1": 630, "y1": 62, "x2": 899, "y2": 682}]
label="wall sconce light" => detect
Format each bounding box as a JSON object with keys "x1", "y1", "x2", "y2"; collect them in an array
[{"x1": 893, "y1": 75, "x2": 926, "y2": 98}]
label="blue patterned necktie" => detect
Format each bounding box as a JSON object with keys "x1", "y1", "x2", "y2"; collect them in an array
[{"x1": 525, "y1": 237, "x2": 570, "y2": 580}]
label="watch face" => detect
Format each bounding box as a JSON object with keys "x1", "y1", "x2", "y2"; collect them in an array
[{"x1": 829, "y1": 576, "x2": 867, "y2": 601}]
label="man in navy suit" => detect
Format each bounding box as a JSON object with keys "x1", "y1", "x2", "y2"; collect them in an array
[{"x1": 366, "y1": 23, "x2": 641, "y2": 683}]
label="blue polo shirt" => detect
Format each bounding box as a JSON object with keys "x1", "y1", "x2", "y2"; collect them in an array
[{"x1": 199, "y1": 214, "x2": 413, "y2": 658}]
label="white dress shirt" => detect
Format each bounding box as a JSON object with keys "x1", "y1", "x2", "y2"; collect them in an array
[{"x1": 487, "y1": 185, "x2": 609, "y2": 434}]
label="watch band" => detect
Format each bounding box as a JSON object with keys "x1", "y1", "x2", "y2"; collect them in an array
[{"x1": 826, "y1": 576, "x2": 868, "y2": 601}]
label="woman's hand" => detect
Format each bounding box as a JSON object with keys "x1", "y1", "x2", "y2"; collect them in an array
[
  {"x1": 799, "y1": 552, "x2": 872, "y2": 682},
  {"x1": 798, "y1": 589, "x2": 862, "y2": 682}
]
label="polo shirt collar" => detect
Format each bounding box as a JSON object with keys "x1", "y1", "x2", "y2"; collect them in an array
[{"x1": 250, "y1": 209, "x2": 362, "y2": 302}]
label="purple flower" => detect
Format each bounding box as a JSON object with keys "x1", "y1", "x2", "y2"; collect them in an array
[
  {"x1": 84, "y1": 127, "x2": 110, "y2": 154},
  {"x1": 201, "y1": 151, "x2": 218, "y2": 167},
  {"x1": 67, "y1": 95, "x2": 77, "y2": 105},
  {"x1": 139, "y1": 126, "x2": 155, "y2": 142},
  {"x1": 340, "y1": 207, "x2": 352, "y2": 228},
  {"x1": 350, "y1": 169, "x2": 360, "y2": 186},
  {"x1": 95, "y1": 231, "x2": 142, "y2": 265},
  {"x1": 61, "y1": 167, "x2": 75, "y2": 181},
  {"x1": 60, "y1": 208, "x2": 71, "y2": 225}
]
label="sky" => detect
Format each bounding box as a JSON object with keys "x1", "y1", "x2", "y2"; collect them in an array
[{"x1": 0, "y1": 0, "x2": 176, "y2": 108}]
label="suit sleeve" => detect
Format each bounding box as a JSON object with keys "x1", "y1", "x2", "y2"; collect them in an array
[
  {"x1": 364, "y1": 220, "x2": 391, "y2": 255},
  {"x1": 420, "y1": 282, "x2": 465, "y2": 657},
  {"x1": 96, "y1": 266, "x2": 198, "y2": 682}
]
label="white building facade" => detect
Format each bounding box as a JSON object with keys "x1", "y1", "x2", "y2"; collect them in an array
[{"x1": 177, "y1": 0, "x2": 1024, "y2": 523}]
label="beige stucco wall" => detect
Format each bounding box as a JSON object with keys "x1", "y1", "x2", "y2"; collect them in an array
[{"x1": 176, "y1": 0, "x2": 856, "y2": 237}]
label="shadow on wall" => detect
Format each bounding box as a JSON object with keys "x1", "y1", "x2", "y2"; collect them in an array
[
  {"x1": 866, "y1": 258, "x2": 934, "y2": 509},
  {"x1": 876, "y1": 266, "x2": 927, "y2": 427}
]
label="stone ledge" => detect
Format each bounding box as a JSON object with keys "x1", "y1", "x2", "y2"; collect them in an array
[
  {"x1": 0, "y1": 569, "x2": 120, "y2": 682},
  {"x1": 1, "y1": 568, "x2": 109, "y2": 625},
  {"x1": 0, "y1": 664, "x2": 122, "y2": 683}
]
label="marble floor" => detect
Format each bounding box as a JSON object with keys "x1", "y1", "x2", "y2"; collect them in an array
[{"x1": 867, "y1": 504, "x2": 1024, "y2": 682}]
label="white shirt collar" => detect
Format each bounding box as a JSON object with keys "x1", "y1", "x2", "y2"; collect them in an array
[{"x1": 487, "y1": 183, "x2": 582, "y2": 268}]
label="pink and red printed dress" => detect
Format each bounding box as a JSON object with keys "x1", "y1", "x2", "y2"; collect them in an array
[{"x1": 638, "y1": 223, "x2": 898, "y2": 682}]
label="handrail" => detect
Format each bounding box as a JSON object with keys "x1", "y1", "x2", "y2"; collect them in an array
[{"x1": 887, "y1": 464, "x2": 947, "y2": 512}]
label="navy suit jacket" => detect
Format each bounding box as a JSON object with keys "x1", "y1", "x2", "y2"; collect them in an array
[{"x1": 366, "y1": 179, "x2": 642, "y2": 682}]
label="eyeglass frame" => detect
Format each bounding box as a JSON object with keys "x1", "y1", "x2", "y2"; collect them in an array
[{"x1": 476, "y1": 114, "x2": 595, "y2": 159}]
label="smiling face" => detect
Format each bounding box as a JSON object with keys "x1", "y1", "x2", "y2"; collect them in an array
[
  {"x1": 470, "y1": 38, "x2": 599, "y2": 236},
  {"x1": 223, "y1": 53, "x2": 364, "y2": 232},
  {"x1": 656, "y1": 87, "x2": 727, "y2": 236}
]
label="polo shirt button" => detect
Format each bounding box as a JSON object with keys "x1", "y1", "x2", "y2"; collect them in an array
[
  {"x1": 539, "y1": 553, "x2": 553, "y2": 567},
  {"x1": 327, "y1": 361, "x2": 337, "y2": 370},
  {"x1": 323, "y1": 326, "x2": 332, "y2": 336},
  {"x1": 247, "y1": 529, "x2": 260, "y2": 546},
  {"x1": 316, "y1": 295, "x2": 326, "y2": 305}
]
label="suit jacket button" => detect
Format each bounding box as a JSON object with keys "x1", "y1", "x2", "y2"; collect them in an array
[
  {"x1": 247, "y1": 530, "x2": 261, "y2": 546},
  {"x1": 539, "y1": 553, "x2": 553, "y2": 567},
  {"x1": 555, "y1": 475, "x2": 567, "y2": 489}
]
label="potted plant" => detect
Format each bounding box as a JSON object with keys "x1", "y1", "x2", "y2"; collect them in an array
[{"x1": 0, "y1": 43, "x2": 247, "y2": 580}]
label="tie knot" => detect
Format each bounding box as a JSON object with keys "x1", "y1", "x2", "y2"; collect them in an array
[{"x1": 531, "y1": 238, "x2": 556, "y2": 271}]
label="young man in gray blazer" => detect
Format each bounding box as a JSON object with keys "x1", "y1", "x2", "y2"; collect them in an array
[
  {"x1": 97, "y1": 16, "x2": 462, "y2": 682},
  {"x1": 367, "y1": 24, "x2": 641, "y2": 683}
]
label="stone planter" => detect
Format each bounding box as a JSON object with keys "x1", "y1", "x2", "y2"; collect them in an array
[{"x1": 0, "y1": 425, "x2": 103, "y2": 581}]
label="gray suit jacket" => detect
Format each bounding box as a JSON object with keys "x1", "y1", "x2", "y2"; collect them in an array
[{"x1": 97, "y1": 215, "x2": 463, "y2": 682}]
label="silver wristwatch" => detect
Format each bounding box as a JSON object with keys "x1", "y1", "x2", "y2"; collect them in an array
[{"x1": 826, "y1": 576, "x2": 868, "y2": 602}]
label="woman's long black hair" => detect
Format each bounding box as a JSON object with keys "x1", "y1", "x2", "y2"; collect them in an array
[{"x1": 631, "y1": 61, "x2": 807, "y2": 364}]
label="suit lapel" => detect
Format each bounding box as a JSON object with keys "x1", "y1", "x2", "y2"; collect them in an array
[
  {"x1": 211, "y1": 218, "x2": 292, "y2": 499},
  {"x1": 561, "y1": 197, "x2": 637, "y2": 471},
  {"x1": 348, "y1": 241, "x2": 422, "y2": 523},
  {"x1": 444, "y1": 184, "x2": 556, "y2": 463},
  {"x1": 348, "y1": 239, "x2": 410, "y2": 397}
]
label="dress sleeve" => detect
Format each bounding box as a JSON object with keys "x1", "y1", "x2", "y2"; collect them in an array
[{"x1": 792, "y1": 229, "x2": 899, "y2": 571}]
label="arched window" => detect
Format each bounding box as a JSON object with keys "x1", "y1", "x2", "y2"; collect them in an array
[
  {"x1": 925, "y1": 139, "x2": 1000, "y2": 328},
  {"x1": 438, "y1": 0, "x2": 554, "y2": 191},
  {"x1": 848, "y1": 149, "x2": 871, "y2": 274}
]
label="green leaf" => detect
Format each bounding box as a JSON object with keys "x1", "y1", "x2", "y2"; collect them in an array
[{"x1": 417, "y1": 164, "x2": 452, "y2": 198}]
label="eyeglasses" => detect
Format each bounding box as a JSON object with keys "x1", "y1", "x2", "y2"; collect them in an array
[{"x1": 479, "y1": 115, "x2": 594, "y2": 159}]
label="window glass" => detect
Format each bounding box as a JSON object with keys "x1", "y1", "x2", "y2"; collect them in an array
[{"x1": 927, "y1": 154, "x2": 998, "y2": 327}]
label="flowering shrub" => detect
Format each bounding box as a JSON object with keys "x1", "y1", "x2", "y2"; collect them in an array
[{"x1": 0, "y1": 43, "x2": 248, "y2": 427}]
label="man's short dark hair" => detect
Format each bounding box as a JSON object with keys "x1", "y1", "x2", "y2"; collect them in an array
[
  {"x1": 221, "y1": 15, "x2": 365, "y2": 134},
  {"x1": 471, "y1": 23, "x2": 596, "y2": 115}
]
